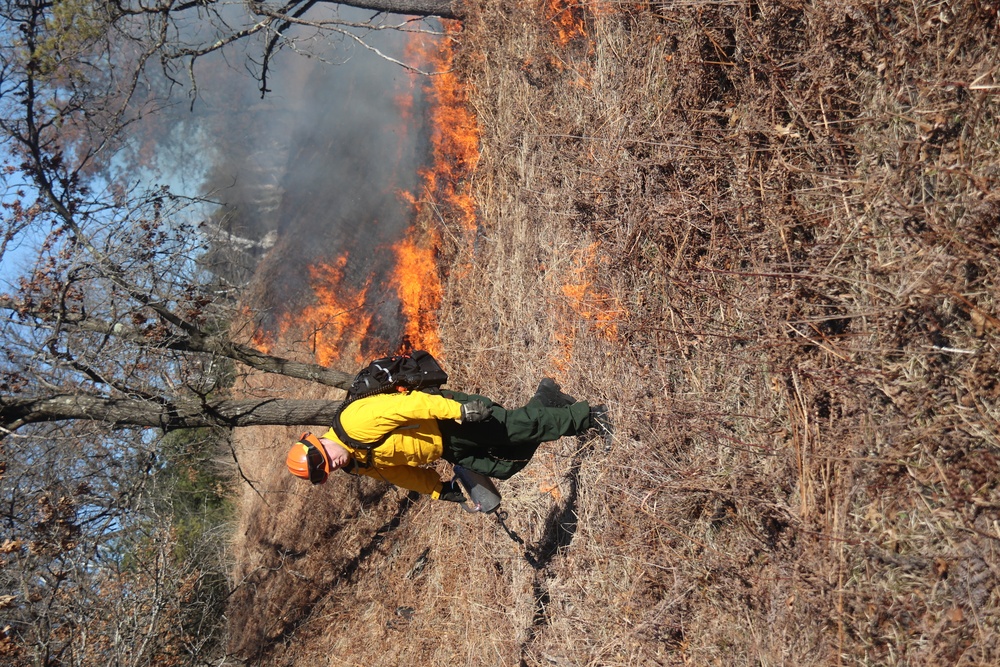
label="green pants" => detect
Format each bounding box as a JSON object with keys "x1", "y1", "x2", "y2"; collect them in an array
[{"x1": 437, "y1": 391, "x2": 592, "y2": 479}]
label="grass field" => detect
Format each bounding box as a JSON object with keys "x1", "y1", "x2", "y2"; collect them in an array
[{"x1": 225, "y1": 2, "x2": 1000, "y2": 664}]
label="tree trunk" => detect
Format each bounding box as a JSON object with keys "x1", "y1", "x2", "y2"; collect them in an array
[
  {"x1": 209, "y1": 339, "x2": 355, "y2": 388},
  {"x1": 2, "y1": 394, "x2": 345, "y2": 430},
  {"x1": 336, "y1": 0, "x2": 463, "y2": 20}
]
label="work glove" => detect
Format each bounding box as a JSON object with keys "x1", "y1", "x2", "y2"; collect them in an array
[
  {"x1": 438, "y1": 478, "x2": 467, "y2": 503},
  {"x1": 460, "y1": 400, "x2": 492, "y2": 423}
]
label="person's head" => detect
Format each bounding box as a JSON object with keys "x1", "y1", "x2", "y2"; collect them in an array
[{"x1": 286, "y1": 433, "x2": 332, "y2": 485}]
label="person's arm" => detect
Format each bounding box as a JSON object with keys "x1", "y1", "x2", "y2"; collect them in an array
[{"x1": 343, "y1": 392, "x2": 464, "y2": 442}]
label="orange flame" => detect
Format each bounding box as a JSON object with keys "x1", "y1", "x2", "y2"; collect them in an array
[
  {"x1": 284, "y1": 28, "x2": 480, "y2": 369},
  {"x1": 391, "y1": 219, "x2": 443, "y2": 358},
  {"x1": 548, "y1": 0, "x2": 589, "y2": 46},
  {"x1": 551, "y1": 241, "x2": 624, "y2": 369},
  {"x1": 291, "y1": 256, "x2": 372, "y2": 366},
  {"x1": 376, "y1": 25, "x2": 483, "y2": 358},
  {"x1": 244, "y1": 305, "x2": 275, "y2": 355},
  {"x1": 373, "y1": 24, "x2": 483, "y2": 360},
  {"x1": 547, "y1": 1, "x2": 618, "y2": 52},
  {"x1": 258, "y1": 28, "x2": 480, "y2": 369},
  {"x1": 413, "y1": 24, "x2": 480, "y2": 232}
]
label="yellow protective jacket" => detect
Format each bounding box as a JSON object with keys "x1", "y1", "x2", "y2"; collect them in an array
[{"x1": 321, "y1": 391, "x2": 464, "y2": 498}]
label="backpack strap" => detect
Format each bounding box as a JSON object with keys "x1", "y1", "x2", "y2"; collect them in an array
[{"x1": 331, "y1": 387, "x2": 401, "y2": 469}]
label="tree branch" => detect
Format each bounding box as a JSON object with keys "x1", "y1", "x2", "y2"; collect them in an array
[{"x1": 1, "y1": 393, "x2": 346, "y2": 430}]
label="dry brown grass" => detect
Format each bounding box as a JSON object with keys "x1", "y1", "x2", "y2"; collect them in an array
[{"x1": 224, "y1": 1, "x2": 1000, "y2": 665}]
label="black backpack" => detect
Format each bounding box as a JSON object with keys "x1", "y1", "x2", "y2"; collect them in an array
[
  {"x1": 344, "y1": 350, "x2": 448, "y2": 400},
  {"x1": 333, "y1": 350, "x2": 449, "y2": 468}
]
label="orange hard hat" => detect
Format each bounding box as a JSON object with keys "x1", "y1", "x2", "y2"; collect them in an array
[{"x1": 286, "y1": 432, "x2": 331, "y2": 485}]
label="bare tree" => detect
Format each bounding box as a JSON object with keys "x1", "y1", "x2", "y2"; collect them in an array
[
  {"x1": 182, "y1": 0, "x2": 461, "y2": 95},
  {"x1": 0, "y1": 1, "x2": 427, "y2": 662},
  {"x1": 330, "y1": 0, "x2": 460, "y2": 18},
  {"x1": 1, "y1": 0, "x2": 356, "y2": 428},
  {"x1": 83, "y1": 0, "x2": 463, "y2": 96},
  {"x1": 0, "y1": 419, "x2": 199, "y2": 667}
]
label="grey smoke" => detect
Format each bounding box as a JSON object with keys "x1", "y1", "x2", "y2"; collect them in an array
[{"x1": 169, "y1": 10, "x2": 435, "y2": 354}]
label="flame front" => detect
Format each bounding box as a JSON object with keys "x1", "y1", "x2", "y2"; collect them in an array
[
  {"x1": 391, "y1": 225, "x2": 443, "y2": 357},
  {"x1": 298, "y1": 256, "x2": 373, "y2": 366},
  {"x1": 414, "y1": 23, "x2": 480, "y2": 232},
  {"x1": 246, "y1": 15, "x2": 636, "y2": 375},
  {"x1": 387, "y1": 23, "x2": 482, "y2": 356},
  {"x1": 552, "y1": 241, "x2": 624, "y2": 370},
  {"x1": 254, "y1": 28, "x2": 479, "y2": 368}
]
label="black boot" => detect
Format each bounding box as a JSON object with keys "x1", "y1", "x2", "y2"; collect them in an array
[{"x1": 533, "y1": 378, "x2": 577, "y2": 408}]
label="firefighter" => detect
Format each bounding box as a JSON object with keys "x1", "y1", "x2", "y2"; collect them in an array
[{"x1": 285, "y1": 379, "x2": 611, "y2": 502}]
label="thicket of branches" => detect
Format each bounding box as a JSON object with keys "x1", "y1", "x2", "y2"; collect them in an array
[{"x1": 0, "y1": 0, "x2": 456, "y2": 662}]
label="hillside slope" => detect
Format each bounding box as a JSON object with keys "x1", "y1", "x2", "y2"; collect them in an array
[{"x1": 226, "y1": 2, "x2": 1000, "y2": 665}]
